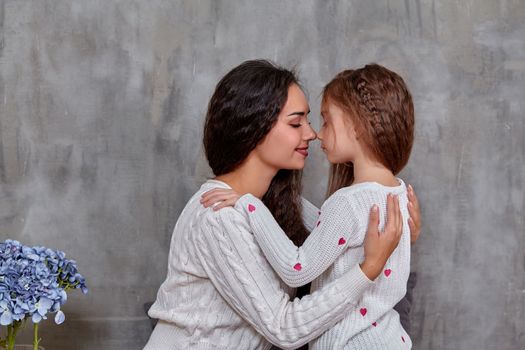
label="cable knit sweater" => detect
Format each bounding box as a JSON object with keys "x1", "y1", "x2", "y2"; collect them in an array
[
  {"x1": 236, "y1": 179, "x2": 412, "y2": 349},
  {"x1": 144, "y1": 180, "x2": 375, "y2": 350}
]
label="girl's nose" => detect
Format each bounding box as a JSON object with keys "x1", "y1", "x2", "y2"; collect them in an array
[{"x1": 317, "y1": 127, "x2": 323, "y2": 141}]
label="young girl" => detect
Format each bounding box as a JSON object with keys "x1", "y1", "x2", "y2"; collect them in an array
[{"x1": 203, "y1": 63, "x2": 416, "y2": 349}]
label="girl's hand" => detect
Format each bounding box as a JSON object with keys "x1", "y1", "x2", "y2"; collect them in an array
[
  {"x1": 407, "y1": 184, "x2": 422, "y2": 244},
  {"x1": 200, "y1": 188, "x2": 241, "y2": 211},
  {"x1": 360, "y1": 194, "x2": 403, "y2": 281}
]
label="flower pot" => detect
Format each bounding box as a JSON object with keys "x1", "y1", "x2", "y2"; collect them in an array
[{"x1": 13, "y1": 346, "x2": 44, "y2": 350}]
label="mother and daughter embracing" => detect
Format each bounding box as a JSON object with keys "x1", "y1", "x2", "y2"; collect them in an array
[{"x1": 144, "y1": 60, "x2": 422, "y2": 350}]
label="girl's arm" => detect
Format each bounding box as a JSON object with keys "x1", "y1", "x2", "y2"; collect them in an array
[
  {"x1": 201, "y1": 186, "x2": 421, "y2": 240},
  {"x1": 235, "y1": 193, "x2": 363, "y2": 287},
  {"x1": 199, "y1": 189, "x2": 321, "y2": 232},
  {"x1": 193, "y1": 207, "x2": 374, "y2": 349},
  {"x1": 301, "y1": 197, "x2": 320, "y2": 232}
]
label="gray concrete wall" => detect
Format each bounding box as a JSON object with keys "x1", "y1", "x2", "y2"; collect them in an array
[{"x1": 0, "y1": 0, "x2": 523, "y2": 349}]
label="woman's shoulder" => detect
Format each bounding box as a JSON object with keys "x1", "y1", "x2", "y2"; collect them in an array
[
  {"x1": 198, "y1": 204, "x2": 250, "y2": 234},
  {"x1": 179, "y1": 180, "x2": 238, "y2": 225}
]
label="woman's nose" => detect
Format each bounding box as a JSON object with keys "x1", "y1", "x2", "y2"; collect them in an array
[{"x1": 304, "y1": 124, "x2": 317, "y2": 141}]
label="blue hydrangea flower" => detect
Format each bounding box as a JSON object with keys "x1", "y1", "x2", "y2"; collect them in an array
[{"x1": 0, "y1": 239, "x2": 88, "y2": 328}]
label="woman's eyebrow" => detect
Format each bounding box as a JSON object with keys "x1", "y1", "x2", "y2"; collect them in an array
[{"x1": 287, "y1": 109, "x2": 311, "y2": 117}]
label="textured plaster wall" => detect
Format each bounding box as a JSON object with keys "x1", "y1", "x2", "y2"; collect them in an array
[{"x1": 0, "y1": 1, "x2": 523, "y2": 349}]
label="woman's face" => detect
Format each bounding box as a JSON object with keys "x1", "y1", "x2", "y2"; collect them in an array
[
  {"x1": 318, "y1": 100, "x2": 360, "y2": 164},
  {"x1": 253, "y1": 84, "x2": 316, "y2": 171}
]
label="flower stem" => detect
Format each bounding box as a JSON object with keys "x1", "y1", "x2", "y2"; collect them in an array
[
  {"x1": 6, "y1": 321, "x2": 21, "y2": 350},
  {"x1": 33, "y1": 323, "x2": 40, "y2": 350},
  {"x1": 6, "y1": 324, "x2": 13, "y2": 350}
]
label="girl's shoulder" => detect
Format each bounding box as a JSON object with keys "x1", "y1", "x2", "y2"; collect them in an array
[
  {"x1": 329, "y1": 178, "x2": 407, "y2": 199},
  {"x1": 322, "y1": 178, "x2": 407, "y2": 211},
  {"x1": 320, "y1": 187, "x2": 359, "y2": 212}
]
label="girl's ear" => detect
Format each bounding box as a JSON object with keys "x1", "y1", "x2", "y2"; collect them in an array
[
  {"x1": 351, "y1": 125, "x2": 362, "y2": 141},
  {"x1": 353, "y1": 123, "x2": 366, "y2": 141}
]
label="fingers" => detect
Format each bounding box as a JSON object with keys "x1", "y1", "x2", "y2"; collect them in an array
[
  {"x1": 407, "y1": 201, "x2": 417, "y2": 223},
  {"x1": 407, "y1": 184, "x2": 419, "y2": 210},
  {"x1": 201, "y1": 191, "x2": 227, "y2": 208},
  {"x1": 395, "y1": 194, "x2": 402, "y2": 237},
  {"x1": 407, "y1": 184, "x2": 421, "y2": 227},
  {"x1": 408, "y1": 217, "x2": 415, "y2": 231},
  {"x1": 408, "y1": 217, "x2": 418, "y2": 243},
  {"x1": 200, "y1": 188, "x2": 222, "y2": 204},
  {"x1": 383, "y1": 194, "x2": 402, "y2": 255},
  {"x1": 201, "y1": 188, "x2": 229, "y2": 200},
  {"x1": 366, "y1": 204, "x2": 380, "y2": 237},
  {"x1": 200, "y1": 189, "x2": 239, "y2": 208},
  {"x1": 384, "y1": 194, "x2": 396, "y2": 235},
  {"x1": 203, "y1": 194, "x2": 238, "y2": 208},
  {"x1": 407, "y1": 184, "x2": 422, "y2": 243},
  {"x1": 211, "y1": 197, "x2": 238, "y2": 211}
]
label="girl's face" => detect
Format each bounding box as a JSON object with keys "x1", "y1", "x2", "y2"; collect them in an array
[
  {"x1": 318, "y1": 100, "x2": 360, "y2": 164},
  {"x1": 253, "y1": 84, "x2": 316, "y2": 171}
]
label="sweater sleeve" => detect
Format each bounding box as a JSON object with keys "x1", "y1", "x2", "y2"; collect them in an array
[
  {"x1": 235, "y1": 193, "x2": 363, "y2": 287},
  {"x1": 301, "y1": 196, "x2": 320, "y2": 232},
  {"x1": 192, "y1": 207, "x2": 373, "y2": 350}
]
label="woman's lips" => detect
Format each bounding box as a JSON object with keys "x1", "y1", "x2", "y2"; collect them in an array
[{"x1": 295, "y1": 148, "x2": 309, "y2": 157}]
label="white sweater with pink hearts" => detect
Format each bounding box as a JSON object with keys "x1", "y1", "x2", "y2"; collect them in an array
[
  {"x1": 144, "y1": 179, "x2": 375, "y2": 350},
  {"x1": 236, "y1": 179, "x2": 412, "y2": 349}
]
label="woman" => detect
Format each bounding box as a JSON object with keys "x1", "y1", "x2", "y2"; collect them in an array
[{"x1": 144, "y1": 60, "x2": 420, "y2": 350}]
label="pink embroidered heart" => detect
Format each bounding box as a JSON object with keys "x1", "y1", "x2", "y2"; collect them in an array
[
  {"x1": 372, "y1": 322, "x2": 377, "y2": 327},
  {"x1": 360, "y1": 308, "x2": 367, "y2": 316},
  {"x1": 293, "y1": 263, "x2": 302, "y2": 271},
  {"x1": 248, "y1": 204, "x2": 256, "y2": 212},
  {"x1": 338, "y1": 237, "x2": 346, "y2": 245},
  {"x1": 384, "y1": 269, "x2": 392, "y2": 277},
  {"x1": 401, "y1": 336, "x2": 405, "y2": 343}
]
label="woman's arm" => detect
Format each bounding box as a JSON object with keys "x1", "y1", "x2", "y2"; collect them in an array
[{"x1": 193, "y1": 208, "x2": 374, "y2": 349}]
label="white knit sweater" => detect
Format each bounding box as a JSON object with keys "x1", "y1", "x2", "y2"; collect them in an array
[
  {"x1": 145, "y1": 180, "x2": 374, "y2": 350},
  {"x1": 236, "y1": 179, "x2": 412, "y2": 349}
]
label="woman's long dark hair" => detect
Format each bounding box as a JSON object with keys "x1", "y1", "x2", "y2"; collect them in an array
[{"x1": 203, "y1": 60, "x2": 309, "y2": 245}]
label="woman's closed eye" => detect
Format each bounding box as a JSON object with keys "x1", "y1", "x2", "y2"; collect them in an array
[{"x1": 291, "y1": 118, "x2": 312, "y2": 128}]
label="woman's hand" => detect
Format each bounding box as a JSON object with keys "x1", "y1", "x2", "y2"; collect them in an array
[
  {"x1": 200, "y1": 188, "x2": 241, "y2": 211},
  {"x1": 407, "y1": 184, "x2": 421, "y2": 244},
  {"x1": 360, "y1": 194, "x2": 403, "y2": 281}
]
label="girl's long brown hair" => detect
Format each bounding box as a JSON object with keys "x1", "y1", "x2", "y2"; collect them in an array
[
  {"x1": 204, "y1": 60, "x2": 308, "y2": 245},
  {"x1": 323, "y1": 64, "x2": 414, "y2": 197}
]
